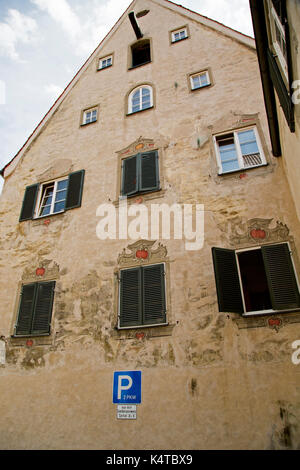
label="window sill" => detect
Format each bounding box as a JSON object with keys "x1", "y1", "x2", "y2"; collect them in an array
[
  {"x1": 9, "y1": 334, "x2": 53, "y2": 347},
  {"x1": 113, "y1": 188, "x2": 166, "y2": 207},
  {"x1": 191, "y1": 83, "x2": 211, "y2": 92},
  {"x1": 242, "y1": 307, "x2": 300, "y2": 317},
  {"x1": 126, "y1": 106, "x2": 154, "y2": 116},
  {"x1": 112, "y1": 323, "x2": 175, "y2": 340},
  {"x1": 97, "y1": 64, "x2": 112, "y2": 72},
  {"x1": 32, "y1": 211, "x2": 66, "y2": 226},
  {"x1": 128, "y1": 61, "x2": 152, "y2": 70},
  {"x1": 218, "y1": 163, "x2": 268, "y2": 176},
  {"x1": 171, "y1": 36, "x2": 189, "y2": 45},
  {"x1": 80, "y1": 120, "x2": 98, "y2": 127}
]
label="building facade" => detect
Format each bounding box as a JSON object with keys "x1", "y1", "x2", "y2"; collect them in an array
[
  {"x1": 250, "y1": 0, "x2": 300, "y2": 220},
  {"x1": 0, "y1": 0, "x2": 300, "y2": 450}
]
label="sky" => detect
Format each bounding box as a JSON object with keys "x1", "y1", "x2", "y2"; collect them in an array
[{"x1": 0, "y1": 0, "x2": 254, "y2": 192}]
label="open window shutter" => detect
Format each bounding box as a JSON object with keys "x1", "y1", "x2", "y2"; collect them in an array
[
  {"x1": 212, "y1": 248, "x2": 244, "y2": 314},
  {"x1": 122, "y1": 155, "x2": 138, "y2": 196},
  {"x1": 31, "y1": 281, "x2": 55, "y2": 335},
  {"x1": 140, "y1": 151, "x2": 159, "y2": 192},
  {"x1": 15, "y1": 284, "x2": 37, "y2": 336},
  {"x1": 262, "y1": 243, "x2": 300, "y2": 310},
  {"x1": 119, "y1": 268, "x2": 142, "y2": 327},
  {"x1": 65, "y1": 170, "x2": 85, "y2": 210},
  {"x1": 19, "y1": 184, "x2": 39, "y2": 222},
  {"x1": 142, "y1": 264, "x2": 166, "y2": 325}
]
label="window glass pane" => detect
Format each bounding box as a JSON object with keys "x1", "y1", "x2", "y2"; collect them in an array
[
  {"x1": 55, "y1": 189, "x2": 67, "y2": 202},
  {"x1": 238, "y1": 129, "x2": 259, "y2": 155},
  {"x1": 40, "y1": 205, "x2": 51, "y2": 216},
  {"x1": 57, "y1": 180, "x2": 68, "y2": 191},
  {"x1": 222, "y1": 160, "x2": 240, "y2": 172},
  {"x1": 200, "y1": 73, "x2": 209, "y2": 85},
  {"x1": 54, "y1": 201, "x2": 65, "y2": 213}
]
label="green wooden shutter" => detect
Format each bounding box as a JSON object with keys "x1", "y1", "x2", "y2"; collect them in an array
[
  {"x1": 262, "y1": 243, "x2": 300, "y2": 310},
  {"x1": 140, "y1": 151, "x2": 159, "y2": 192},
  {"x1": 119, "y1": 268, "x2": 142, "y2": 327},
  {"x1": 212, "y1": 247, "x2": 244, "y2": 314},
  {"x1": 142, "y1": 264, "x2": 166, "y2": 325},
  {"x1": 19, "y1": 184, "x2": 39, "y2": 222},
  {"x1": 31, "y1": 281, "x2": 55, "y2": 335},
  {"x1": 122, "y1": 155, "x2": 138, "y2": 196},
  {"x1": 15, "y1": 284, "x2": 37, "y2": 336},
  {"x1": 65, "y1": 170, "x2": 85, "y2": 210}
]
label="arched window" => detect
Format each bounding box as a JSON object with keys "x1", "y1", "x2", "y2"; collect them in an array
[{"x1": 128, "y1": 85, "x2": 153, "y2": 114}]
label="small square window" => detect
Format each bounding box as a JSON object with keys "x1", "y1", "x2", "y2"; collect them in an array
[
  {"x1": 190, "y1": 71, "x2": 211, "y2": 90},
  {"x1": 98, "y1": 55, "x2": 113, "y2": 70},
  {"x1": 82, "y1": 106, "x2": 98, "y2": 125},
  {"x1": 171, "y1": 27, "x2": 188, "y2": 43},
  {"x1": 214, "y1": 126, "x2": 267, "y2": 174}
]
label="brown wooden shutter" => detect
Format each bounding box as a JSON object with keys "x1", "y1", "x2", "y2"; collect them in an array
[
  {"x1": 15, "y1": 284, "x2": 37, "y2": 336},
  {"x1": 122, "y1": 155, "x2": 138, "y2": 196},
  {"x1": 31, "y1": 281, "x2": 55, "y2": 335},
  {"x1": 212, "y1": 248, "x2": 244, "y2": 314},
  {"x1": 262, "y1": 243, "x2": 300, "y2": 310},
  {"x1": 142, "y1": 264, "x2": 166, "y2": 325},
  {"x1": 140, "y1": 151, "x2": 159, "y2": 192},
  {"x1": 119, "y1": 268, "x2": 142, "y2": 327},
  {"x1": 65, "y1": 170, "x2": 85, "y2": 210},
  {"x1": 19, "y1": 184, "x2": 39, "y2": 222}
]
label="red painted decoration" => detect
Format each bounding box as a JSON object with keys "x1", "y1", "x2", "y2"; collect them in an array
[
  {"x1": 268, "y1": 318, "x2": 281, "y2": 327},
  {"x1": 44, "y1": 219, "x2": 50, "y2": 226},
  {"x1": 136, "y1": 332, "x2": 145, "y2": 340},
  {"x1": 36, "y1": 267, "x2": 45, "y2": 276},
  {"x1": 26, "y1": 339, "x2": 33, "y2": 347},
  {"x1": 250, "y1": 229, "x2": 266, "y2": 239},
  {"x1": 135, "y1": 197, "x2": 143, "y2": 204},
  {"x1": 239, "y1": 173, "x2": 247, "y2": 179},
  {"x1": 136, "y1": 250, "x2": 148, "y2": 259}
]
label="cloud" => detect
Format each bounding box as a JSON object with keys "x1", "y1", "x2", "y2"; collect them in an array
[
  {"x1": 0, "y1": 9, "x2": 38, "y2": 61},
  {"x1": 31, "y1": 0, "x2": 82, "y2": 39},
  {"x1": 44, "y1": 83, "x2": 64, "y2": 100}
]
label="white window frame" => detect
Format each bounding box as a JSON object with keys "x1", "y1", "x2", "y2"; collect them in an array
[
  {"x1": 190, "y1": 70, "x2": 211, "y2": 90},
  {"x1": 268, "y1": 1, "x2": 288, "y2": 81},
  {"x1": 171, "y1": 27, "x2": 188, "y2": 43},
  {"x1": 128, "y1": 85, "x2": 153, "y2": 114},
  {"x1": 98, "y1": 55, "x2": 113, "y2": 70},
  {"x1": 35, "y1": 177, "x2": 68, "y2": 219},
  {"x1": 82, "y1": 107, "x2": 98, "y2": 125},
  {"x1": 214, "y1": 126, "x2": 267, "y2": 175},
  {"x1": 235, "y1": 242, "x2": 300, "y2": 317}
]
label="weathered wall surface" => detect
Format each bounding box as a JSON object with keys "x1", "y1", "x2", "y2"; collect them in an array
[{"x1": 0, "y1": 0, "x2": 300, "y2": 450}]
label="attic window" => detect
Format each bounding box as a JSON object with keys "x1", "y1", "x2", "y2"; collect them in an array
[
  {"x1": 98, "y1": 55, "x2": 113, "y2": 70},
  {"x1": 82, "y1": 106, "x2": 98, "y2": 125},
  {"x1": 190, "y1": 70, "x2": 211, "y2": 90},
  {"x1": 130, "y1": 39, "x2": 151, "y2": 68},
  {"x1": 171, "y1": 27, "x2": 188, "y2": 43}
]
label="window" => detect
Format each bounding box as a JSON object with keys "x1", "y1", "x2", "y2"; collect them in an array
[
  {"x1": 19, "y1": 170, "x2": 85, "y2": 222},
  {"x1": 212, "y1": 243, "x2": 300, "y2": 315},
  {"x1": 119, "y1": 264, "x2": 166, "y2": 328},
  {"x1": 268, "y1": 0, "x2": 288, "y2": 80},
  {"x1": 121, "y1": 150, "x2": 159, "y2": 197},
  {"x1": 214, "y1": 127, "x2": 266, "y2": 174},
  {"x1": 82, "y1": 107, "x2": 98, "y2": 125},
  {"x1": 98, "y1": 55, "x2": 113, "y2": 70},
  {"x1": 130, "y1": 39, "x2": 151, "y2": 68},
  {"x1": 190, "y1": 70, "x2": 211, "y2": 90},
  {"x1": 171, "y1": 27, "x2": 188, "y2": 43},
  {"x1": 37, "y1": 178, "x2": 68, "y2": 217},
  {"x1": 14, "y1": 281, "x2": 55, "y2": 336},
  {"x1": 128, "y1": 85, "x2": 153, "y2": 114}
]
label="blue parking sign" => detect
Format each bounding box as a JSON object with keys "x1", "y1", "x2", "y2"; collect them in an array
[{"x1": 113, "y1": 371, "x2": 142, "y2": 404}]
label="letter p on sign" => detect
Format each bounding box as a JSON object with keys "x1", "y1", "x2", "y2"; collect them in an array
[{"x1": 113, "y1": 371, "x2": 142, "y2": 404}]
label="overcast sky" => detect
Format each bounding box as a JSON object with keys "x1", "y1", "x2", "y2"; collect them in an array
[{"x1": 0, "y1": 0, "x2": 254, "y2": 192}]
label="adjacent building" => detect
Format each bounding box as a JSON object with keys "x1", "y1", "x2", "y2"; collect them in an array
[{"x1": 0, "y1": 0, "x2": 299, "y2": 450}]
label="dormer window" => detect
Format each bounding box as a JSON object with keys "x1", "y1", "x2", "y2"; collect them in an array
[{"x1": 130, "y1": 39, "x2": 151, "y2": 68}]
